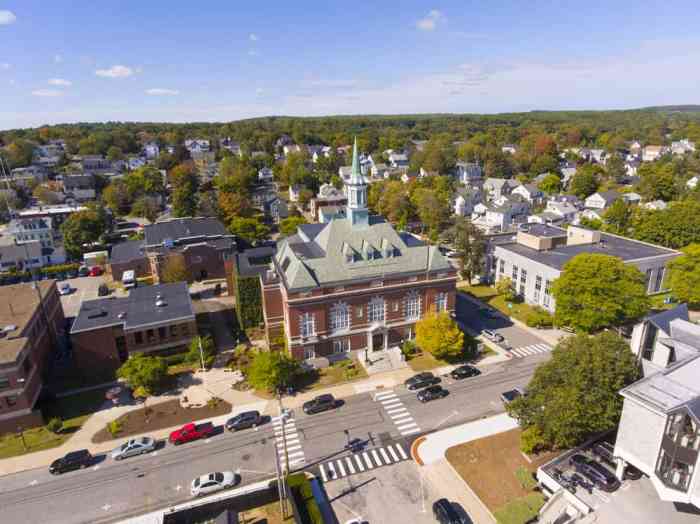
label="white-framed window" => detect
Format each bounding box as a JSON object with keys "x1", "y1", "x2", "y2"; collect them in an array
[
  {"x1": 534, "y1": 275, "x2": 542, "y2": 303},
  {"x1": 654, "y1": 268, "x2": 665, "y2": 292},
  {"x1": 512, "y1": 264, "x2": 518, "y2": 281},
  {"x1": 435, "y1": 292, "x2": 448, "y2": 312},
  {"x1": 332, "y1": 338, "x2": 350, "y2": 354},
  {"x1": 299, "y1": 312, "x2": 315, "y2": 338},
  {"x1": 368, "y1": 297, "x2": 385, "y2": 322},
  {"x1": 405, "y1": 326, "x2": 415, "y2": 340},
  {"x1": 329, "y1": 302, "x2": 350, "y2": 332},
  {"x1": 543, "y1": 279, "x2": 552, "y2": 307},
  {"x1": 303, "y1": 346, "x2": 315, "y2": 359},
  {"x1": 405, "y1": 292, "x2": 421, "y2": 320}
]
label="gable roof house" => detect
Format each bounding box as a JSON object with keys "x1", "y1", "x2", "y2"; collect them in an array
[
  {"x1": 511, "y1": 183, "x2": 544, "y2": 204},
  {"x1": 62, "y1": 174, "x2": 96, "y2": 202},
  {"x1": 671, "y1": 139, "x2": 696, "y2": 156},
  {"x1": 388, "y1": 152, "x2": 409, "y2": 169},
  {"x1": 584, "y1": 190, "x2": 620, "y2": 210},
  {"x1": 261, "y1": 139, "x2": 457, "y2": 361},
  {"x1": 472, "y1": 195, "x2": 530, "y2": 233},
  {"x1": 453, "y1": 186, "x2": 482, "y2": 217},
  {"x1": 310, "y1": 183, "x2": 347, "y2": 221},
  {"x1": 614, "y1": 306, "x2": 700, "y2": 508},
  {"x1": 482, "y1": 177, "x2": 519, "y2": 201},
  {"x1": 643, "y1": 145, "x2": 669, "y2": 162},
  {"x1": 220, "y1": 137, "x2": 242, "y2": 156},
  {"x1": 143, "y1": 141, "x2": 160, "y2": 159},
  {"x1": 184, "y1": 139, "x2": 210, "y2": 154},
  {"x1": 453, "y1": 162, "x2": 483, "y2": 184}
]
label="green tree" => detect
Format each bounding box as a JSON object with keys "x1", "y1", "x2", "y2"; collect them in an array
[
  {"x1": 106, "y1": 146, "x2": 124, "y2": 162},
  {"x1": 415, "y1": 311, "x2": 465, "y2": 360},
  {"x1": 605, "y1": 154, "x2": 627, "y2": 184},
  {"x1": 116, "y1": 354, "x2": 168, "y2": 393},
  {"x1": 160, "y1": 256, "x2": 190, "y2": 283},
  {"x1": 60, "y1": 206, "x2": 108, "y2": 259},
  {"x1": 552, "y1": 253, "x2": 649, "y2": 332},
  {"x1": 279, "y1": 216, "x2": 307, "y2": 237},
  {"x1": 246, "y1": 350, "x2": 300, "y2": 392},
  {"x1": 5, "y1": 140, "x2": 35, "y2": 168},
  {"x1": 602, "y1": 199, "x2": 633, "y2": 234},
  {"x1": 125, "y1": 166, "x2": 165, "y2": 198},
  {"x1": 449, "y1": 217, "x2": 485, "y2": 283},
  {"x1": 637, "y1": 163, "x2": 680, "y2": 202},
  {"x1": 631, "y1": 201, "x2": 700, "y2": 249},
  {"x1": 33, "y1": 185, "x2": 60, "y2": 205},
  {"x1": 667, "y1": 244, "x2": 700, "y2": 307},
  {"x1": 507, "y1": 332, "x2": 639, "y2": 449},
  {"x1": 170, "y1": 163, "x2": 199, "y2": 217},
  {"x1": 131, "y1": 196, "x2": 160, "y2": 223},
  {"x1": 228, "y1": 216, "x2": 270, "y2": 244},
  {"x1": 186, "y1": 335, "x2": 216, "y2": 366},
  {"x1": 537, "y1": 173, "x2": 562, "y2": 195},
  {"x1": 496, "y1": 277, "x2": 516, "y2": 302},
  {"x1": 102, "y1": 180, "x2": 131, "y2": 215},
  {"x1": 568, "y1": 166, "x2": 600, "y2": 199}
]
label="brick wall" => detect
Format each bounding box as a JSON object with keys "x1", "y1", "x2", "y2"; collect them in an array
[{"x1": 109, "y1": 257, "x2": 151, "y2": 282}]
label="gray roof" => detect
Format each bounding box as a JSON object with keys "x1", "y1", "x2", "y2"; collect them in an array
[
  {"x1": 144, "y1": 218, "x2": 228, "y2": 246},
  {"x1": 274, "y1": 216, "x2": 451, "y2": 291},
  {"x1": 236, "y1": 246, "x2": 276, "y2": 278},
  {"x1": 110, "y1": 240, "x2": 146, "y2": 264},
  {"x1": 496, "y1": 226, "x2": 678, "y2": 270},
  {"x1": 590, "y1": 190, "x2": 620, "y2": 205},
  {"x1": 646, "y1": 304, "x2": 689, "y2": 335},
  {"x1": 71, "y1": 282, "x2": 194, "y2": 333},
  {"x1": 63, "y1": 174, "x2": 94, "y2": 190}
]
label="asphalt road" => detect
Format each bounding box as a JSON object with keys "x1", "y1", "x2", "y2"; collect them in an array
[{"x1": 0, "y1": 354, "x2": 547, "y2": 524}]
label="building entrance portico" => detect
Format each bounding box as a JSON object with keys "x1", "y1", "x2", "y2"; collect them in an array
[{"x1": 369, "y1": 327, "x2": 388, "y2": 352}]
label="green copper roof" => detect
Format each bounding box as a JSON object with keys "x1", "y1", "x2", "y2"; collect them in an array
[{"x1": 350, "y1": 136, "x2": 363, "y2": 183}]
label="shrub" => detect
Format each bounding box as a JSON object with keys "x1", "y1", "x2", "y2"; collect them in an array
[
  {"x1": 107, "y1": 420, "x2": 122, "y2": 437},
  {"x1": 401, "y1": 340, "x2": 418, "y2": 359},
  {"x1": 46, "y1": 417, "x2": 63, "y2": 434},
  {"x1": 520, "y1": 425, "x2": 547, "y2": 455},
  {"x1": 234, "y1": 276, "x2": 263, "y2": 329},
  {"x1": 132, "y1": 385, "x2": 151, "y2": 400},
  {"x1": 515, "y1": 465, "x2": 538, "y2": 491},
  {"x1": 525, "y1": 307, "x2": 554, "y2": 328}
]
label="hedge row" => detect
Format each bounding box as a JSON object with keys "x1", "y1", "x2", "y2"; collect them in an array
[{"x1": 234, "y1": 275, "x2": 263, "y2": 329}]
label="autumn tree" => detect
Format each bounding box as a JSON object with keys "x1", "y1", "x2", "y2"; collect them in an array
[
  {"x1": 170, "y1": 163, "x2": 199, "y2": 217},
  {"x1": 537, "y1": 173, "x2": 562, "y2": 195},
  {"x1": 415, "y1": 312, "x2": 465, "y2": 360},
  {"x1": 160, "y1": 256, "x2": 190, "y2": 283}
]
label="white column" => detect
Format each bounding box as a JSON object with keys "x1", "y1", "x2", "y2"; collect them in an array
[{"x1": 615, "y1": 457, "x2": 627, "y2": 481}]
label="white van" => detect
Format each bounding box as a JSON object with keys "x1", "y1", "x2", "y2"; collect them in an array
[{"x1": 122, "y1": 270, "x2": 137, "y2": 289}]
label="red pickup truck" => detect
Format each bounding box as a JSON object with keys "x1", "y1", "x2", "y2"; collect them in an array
[{"x1": 169, "y1": 422, "x2": 215, "y2": 445}]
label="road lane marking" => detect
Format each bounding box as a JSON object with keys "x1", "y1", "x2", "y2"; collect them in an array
[
  {"x1": 29, "y1": 480, "x2": 38, "y2": 486},
  {"x1": 336, "y1": 459, "x2": 346, "y2": 477},
  {"x1": 395, "y1": 444, "x2": 408, "y2": 459},
  {"x1": 396, "y1": 421, "x2": 418, "y2": 430},
  {"x1": 371, "y1": 449, "x2": 382, "y2": 465},
  {"x1": 362, "y1": 452, "x2": 374, "y2": 469},
  {"x1": 380, "y1": 448, "x2": 391, "y2": 463},
  {"x1": 327, "y1": 461, "x2": 337, "y2": 479},
  {"x1": 400, "y1": 427, "x2": 421, "y2": 436},
  {"x1": 320, "y1": 464, "x2": 328, "y2": 482},
  {"x1": 345, "y1": 457, "x2": 356, "y2": 474},
  {"x1": 387, "y1": 446, "x2": 399, "y2": 462},
  {"x1": 355, "y1": 455, "x2": 365, "y2": 472}
]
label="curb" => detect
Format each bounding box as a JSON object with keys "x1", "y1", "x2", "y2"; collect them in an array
[
  {"x1": 443, "y1": 458, "x2": 499, "y2": 524},
  {"x1": 410, "y1": 436, "x2": 427, "y2": 466}
]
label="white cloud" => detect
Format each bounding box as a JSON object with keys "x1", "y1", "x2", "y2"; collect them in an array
[
  {"x1": 48, "y1": 78, "x2": 72, "y2": 87},
  {"x1": 0, "y1": 63, "x2": 9, "y2": 70},
  {"x1": 249, "y1": 33, "x2": 258, "y2": 41},
  {"x1": 54, "y1": 54, "x2": 63, "y2": 64},
  {"x1": 32, "y1": 89, "x2": 63, "y2": 97},
  {"x1": 95, "y1": 65, "x2": 136, "y2": 78},
  {"x1": 416, "y1": 10, "x2": 445, "y2": 31},
  {"x1": 145, "y1": 88, "x2": 180, "y2": 96},
  {"x1": 0, "y1": 10, "x2": 17, "y2": 25}
]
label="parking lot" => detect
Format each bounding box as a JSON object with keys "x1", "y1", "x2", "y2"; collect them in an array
[
  {"x1": 324, "y1": 460, "x2": 472, "y2": 524},
  {"x1": 59, "y1": 275, "x2": 113, "y2": 318}
]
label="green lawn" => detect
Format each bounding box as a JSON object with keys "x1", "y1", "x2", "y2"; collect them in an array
[
  {"x1": 407, "y1": 347, "x2": 495, "y2": 372},
  {"x1": 0, "y1": 387, "x2": 109, "y2": 459},
  {"x1": 293, "y1": 360, "x2": 368, "y2": 391},
  {"x1": 494, "y1": 492, "x2": 546, "y2": 524},
  {"x1": 459, "y1": 285, "x2": 546, "y2": 325}
]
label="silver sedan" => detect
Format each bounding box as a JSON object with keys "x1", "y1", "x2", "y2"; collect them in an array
[{"x1": 110, "y1": 437, "x2": 157, "y2": 460}]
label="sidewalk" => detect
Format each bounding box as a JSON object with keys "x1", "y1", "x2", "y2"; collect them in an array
[{"x1": 412, "y1": 414, "x2": 519, "y2": 524}]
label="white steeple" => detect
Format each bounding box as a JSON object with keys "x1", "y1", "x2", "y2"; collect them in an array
[{"x1": 346, "y1": 137, "x2": 369, "y2": 228}]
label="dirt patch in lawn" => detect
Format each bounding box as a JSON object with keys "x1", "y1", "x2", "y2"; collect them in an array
[
  {"x1": 91, "y1": 398, "x2": 231, "y2": 444},
  {"x1": 445, "y1": 428, "x2": 556, "y2": 513}
]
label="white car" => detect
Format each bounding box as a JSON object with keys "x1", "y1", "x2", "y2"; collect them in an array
[
  {"x1": 110, "y1": 436, "x2": 156, "y2": 461},
  {"x1": 190, "y1": 471, "x2": 238, "y2": 497},
  {"x1": 58, "y1": 282, "x2": 72, "y2": 296}
]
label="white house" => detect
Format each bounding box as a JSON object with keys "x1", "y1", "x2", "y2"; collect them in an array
[
  {"x1": 143, "y1": 142, "x2": 160, "y2": 159},
  {"x1": 642, "y1": 145, "x2": 669, "y2": 162},
  {"x1": 545, "y1": 200, "x2": 578, "y2": 222},
  {"x1": 471, "y1": 195, "x2": 530, "y2": 232},
  {"x1": 687, "y1": 176, "x2": 699, "y2": 190},
  {"x1": 671, "y1": 139, "x2": 696, "y2": 156},
  {"x1": 184, "y1": 139, "x2": 210, "y2": 154},
  {"x1": 388, "y1": 152, "x2": 409, "y2": 169},
  {"x1": 584, "y1": 190, "x2": 620, "y2": 210},
  {"x1": 258, "y1": 167, "x2": 274, "y2": 183},
  {"x1": 643, "y1": 200, "x2": 669, "y2": 211},
  {"x1": 511, "y1": 183, "x2": 544, "y2": 204},
  {"x1": 501, "y1": 144, "x2": 518, "y2": 155},
  {"x1": 283, "y1": 144, "x2": 302, "y2": 156},
  {"x1": 615, "y1": 306, "x2": 700, "y2": 508},
  {"x1": 289, "y1": 185, "x2": 301, "y2": 202},
  {"x1": 622, "y1": 192, "x2": 642, "y2": 204},
  {"x1": 453, "y1": 162, "x2": 482, "y2": 184},
  {"x1": 453, "y1": 186, "x2": 482, "y2": 217},
  {"x1": 482, "y1": 177, "x2": 519, "y2": 201}
]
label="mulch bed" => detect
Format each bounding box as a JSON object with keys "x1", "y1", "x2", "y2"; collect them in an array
[
  {"x1": 91, "y1": 398, "x2": 232, "y2": 444},
  {"x1": 445, "y1": 428, "x2": 557, "y2": 513}
]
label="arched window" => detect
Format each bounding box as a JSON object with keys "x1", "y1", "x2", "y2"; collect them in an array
[
  {"x1": 404, "y1": 291, "x2": 421, "y2": 320},
  {"x1": 368, "y1": 297, "x2": 385, "y2": 323},
  {"x1": 329, "y1": 302, "x2": 350, "y2": 332}
]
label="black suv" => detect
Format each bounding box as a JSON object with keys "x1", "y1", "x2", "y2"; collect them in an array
[
  {"x1": 225, "y1": 410, "x2": 261, "y2": 431},
  {"x1": 450, "y1": 365, "x2": 481, "y2": 380},
  {"x1": 591, "y1": 442, "x2": 643, "y2": 480},
  {"x1": 49, "y1": 450, "x2": 93, "y2": 474},
  {"x1": 404, "y1": 372, "x2": 440, "y2": 391},
  {"x1": 417, "y1": 385, "x2": 448, "y2": 403},
  {"x1": 569, "y1": 454, "x2": 620, "y2": 492},
  {"x1": 432, "y1": 498, "x2": 469, "y2": 524},
  {"x1": 302, "y1": 394, "x2": 337, "y2": 415}
]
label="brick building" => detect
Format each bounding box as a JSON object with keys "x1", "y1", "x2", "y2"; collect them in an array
[
  {"x1": 262, "y1": 140, "x2": 457, "y2": 360},
  {"x1": 143, "y1": 218, "x2": 236, "y2": 284},
  {"x1": 70, "y1": 283, "x2": 197, "y2": 376},
  {"x1": 0, "y1": 281, "x2": 66, "y2": 433},
  {"x1": 107, "y1": 239, "x2": 150, "y2": 282}
]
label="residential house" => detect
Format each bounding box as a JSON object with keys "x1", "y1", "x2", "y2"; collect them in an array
[
  {"x1": 501, "y1": 144, "x2": 518, "y2": 155},
  {"x1": 629, "y1": 141, "x2": 643, "y2": 155},
  {"x1": 261, "y1": 141, "x2": 457, "y2": 360},
  {"x1": 250, "y1": 184, "x2": 277, "y2": 210},
  {"x1": 527, "y1": 212, "x2": 566, "y2": 226},
  {"x1": 184, "y1": 139, "x2": 210, "y2": 154},
  {"x1": 411, "y1": 140, "x2": 428, "y2": 152},
  {"x1": 453, "y1": 162, "x2": 482, "y2": 184},
  {"x1": 584, "y1": 190, "x2": 620, "y2": 210},
  {"x1": 9, "y1": 216, "x2": 66, "y2": 266},
  {"x1": 275, "y1": 134, "x2": 294, "y2": 148},
  {"x1": 614, "y1": 306, "x2": 700, "y2": 508},
  {"x1": 622, "y1": 192, "x2": 642, "y2": 204},
  {"x1": 472, "y1": 195, "x2": 530, "y2": 233},
  {"x1": 0, "y1": 281, "x2": 65, "y2": 433},
  {"x1": 143, "y1": 142, "x2": 160, "y2": 159},
  {"x1": 283, "y1": 144, "x2": 302, "y2": 157},
  {"x1": 143, "y1": 217, "x2": 237, "y2": 283},
  {"x1": 561, "y1": 165, "x2": 577, "y2": 188},
  {"x1": 482, "y1": 177, "x2": 519, "y2": 201},
  {"x1": 687, "y1": 176, "x2": 699, "y2": 190},
  {"x1": 643, "y1": 200, "x2": 669, "y2": 211},
  {"x1": 453, "y1": 186, "x2": 482, "y2": 217},
  {"x1": 671, "y1": 139, "x2": 696, "y2": 156},
  {"x1": 263, "y1": 195, "x2": 288, "y2": 224},
  {"x1": 0, "y1": 234, "x2": 44, "y2": 271},
  {"x1": 62, "y1": 174, "x2": 96, "y2": 202},
  {"x1": 127, "y1": 156, "x2": 146, "y2": 171},
  {"x1": 81, "y1": 155, "x2": 112, "y2": 174},
  {"x1": 545, "y1": 200, "x2": 578, "y2": 222},
  {"x1": 17, "y1": 204, "x2": 88, "y2": 228},
  {"x1": 289, "y1": 185, "x2": 301, "y2": 203},
  {"x1": 371, "y1": 163, "x2": 389, "y2": 179},
  {"x1": 220, "y1": 138, "x2": 241, "y2": 156},
  {"x1": 589, "y1": 149, "x2": 607, "y2": 164},
  {"x1": 319, "y1": 206, "x2": 346, "y2": 223},
  {"x1": 492, "y1": 224, "x2": 680, "y2": 312},
  {"x1": 310, "y1": 183, "x2": 347, "y2": 221},
  {"x1": 401, "y1": 171, "x2": 420, "y2": 184},
  {"x1": 643, "y1": 145, "x2": 669, "y2": 162},
  {"x1": 70, "y1": 282, "x2": 197, "y2": 376},
  {"x1": 258, "y1": 167, "x2": 274, "y2": 184},
  {"x1": 311, "y1": 146, "x2": 333, "y2": 163},
  {"x1": 338, "y1": 166, "x2": 352, "y2": 180},
  {"x1": 511, "y1": 183, "x2": 544, "y2": 204},
  {"x1": 625, "y1": 158, "x2": 641, "y2": 177},
  {"x1": 10, "y1": 166, "x2": 48, "y2": 187},
  {"x1": 388, "y1": 152, "x2": 409, "y2": 169},
  {"x1": 32, "y1": 144, "x2": 63, "y2": 168}
]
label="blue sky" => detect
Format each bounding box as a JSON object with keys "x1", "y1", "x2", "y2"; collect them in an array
[{"x1": 1, "y1": 1, "x2": 699, "y2": 130}]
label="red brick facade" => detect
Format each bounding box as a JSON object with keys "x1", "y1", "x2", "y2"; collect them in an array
[{"x1": 150, "y1": 245, "x2": 233, "y2": 284}]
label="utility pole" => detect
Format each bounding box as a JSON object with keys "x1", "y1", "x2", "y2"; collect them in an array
[{"x1": 197, "y1": 336, "x2": 206, "y2": 371}]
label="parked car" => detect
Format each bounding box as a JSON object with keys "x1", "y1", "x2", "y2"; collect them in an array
[
  {"x1": 49, "y1": 450, "x2": 93, "y2": 474},
  {"x1": 225, "y1": 411, "x2": 261, "y2": 431},
  {"x1": 404, "y1": 372, "x2": 440, "y2": 391},
  {"x1": 98, "y1": 283, "x2": 110, "y2": 296},
  {"x1": 417, "y1": 385, "x2": 449, "y2": 402},
  {"x1": 89, "y1": 266, "x2": 103, "y2": 277},
  {"x1": 190, "y1": 471, "x2": 238, "y2": 497},
  {"x1": 482, "y1": 329, "x2": 504, "y2": 343},
  {"x1": 450, "y1": 365, "x2": 481, "y2": 380},
  {"x1": 500, "y1": 388, "x2": 524, "y2": 404},
  {"x1": 591, "y1": 442, "x2": 643, "y2": 480},
  {"x1": 58, "y1": 282, "x2": 72, "y2": 296},
  {"x1": 78, "y1": 265, "x2": 90, "y2": 277},
  {"x1": 303, "y1": 394, "x2": 337, "y2": 415},
  {"x1": 110, "y1": 437, "x2": 157, "y2": 460},
  {"x1": 169, "y1": 422, "x2": 215, "y2": 445},
  {"x1": 569, "y1": 454, "x2": 621, "y2": 492},
  {"x1": 432, "y1": 498, "x2": 469, "y2": 524}
]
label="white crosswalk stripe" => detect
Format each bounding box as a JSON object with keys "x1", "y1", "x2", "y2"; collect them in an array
[
  {"x1": 273, "y1": 415, "x2": 305, "y2": 470},
  {"x1": 317, "y1": 444, "x2": 410, "y2": 482},
  {"x1": 375, "y1": 389, "x2": 422, "y2": 436},
  {"x1": 510, "y1": 343, "x2": 553, "y2": 359}
]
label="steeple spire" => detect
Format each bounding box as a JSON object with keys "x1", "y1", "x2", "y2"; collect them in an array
[
  {"x1": 350, "y1": 136, "x2": 362, "y2": 183},
  {"x1": 345, "y1": 136, "x2": 369, "y2": 228}
]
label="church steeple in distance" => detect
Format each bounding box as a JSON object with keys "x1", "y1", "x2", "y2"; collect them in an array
[{"x1": 345, "y1": 137, "x2": 369, "y2": 228}]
